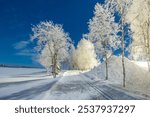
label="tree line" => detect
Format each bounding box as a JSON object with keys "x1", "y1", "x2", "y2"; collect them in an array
[{"x1": 29, "y1": 0, "x2": 150, "y2": 87}]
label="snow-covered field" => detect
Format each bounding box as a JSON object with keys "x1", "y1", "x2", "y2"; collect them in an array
[
  {"x1": 0, "y1": 56, "x2": 150, "y2": 100},
  {"x1": 0, "y1": 67, "x2": 50, "y2": 83},
  {"x1": 0, "y1": 67, "x2": 45, "y2": 78}
]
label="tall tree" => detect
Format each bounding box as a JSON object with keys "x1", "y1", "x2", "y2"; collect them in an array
[
  {"x1": 107, "y1": 0, "x2": 133, "y2": 87},
  {"x1": 31, "y1": 21, "x2": 72, "y2": 78},
  {"x1": 85, "y1": 3, "x2": 119, "y2": 80},
  {"x1": 126, "y1": 0, "x2": 150, "y2": 71}
]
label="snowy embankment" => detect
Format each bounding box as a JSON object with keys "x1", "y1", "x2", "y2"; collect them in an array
[
  {"x1": 0, "y1": 67, "x2": 50, "y2": 83},
  {"x1": 86, "y1": 56, "x2": 150, "y2": 96},
  {"x1": 133, "y1": 61, "x2": 149, "y2": 71}
]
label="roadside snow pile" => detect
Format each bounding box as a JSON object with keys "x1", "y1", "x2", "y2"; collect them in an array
[{"x1": 87, "y1": 56, "x2": 150, "y2": 96}]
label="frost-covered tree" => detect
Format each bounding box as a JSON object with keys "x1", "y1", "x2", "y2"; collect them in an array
[
  {"x1": 31, "y1": 21, "x2": 72, "y2": 78},
  {"x1": 72, "y1": 39, "x2": 98, "y2": 70},
  {"x1": 126, "y1": 0, "x2": 150, "y2": 71},
  {"x1": 60, "y1": 43, "x2": 75, "y2": 70},
  {"x1": 68, "y1": 44, "x2": 75, "y2": 69},
  {"x1": 85, "y1": 3, "x2": 119, "y2": 80},
  {"x1": 106, "y1": 0, "x2": 133, "y2": 87},
  {"x1": 38, "y1": 44, "x2": 52, "y2": 74}
]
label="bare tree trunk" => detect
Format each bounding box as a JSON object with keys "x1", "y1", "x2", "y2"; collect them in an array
[
  {"x1": 121, "y1": 12, "x2": 126, "y2": 87},
  {"x1": 51, "y1": 54, "x2": 57, "y2": 78},
  {"x1": 105, "y1": 51, "x2": 108, "y2": 80},
  {"x1": 51, "y1": 56, "x2": 55, "y2": 78},
  {"x1": 122, "y1": 45, "x2": 126, "y2": 87},
  {"x1": 147, "y1": 20, "x2": 150, "y2": 72},
  {"x1": 54, "y1": 54, "x2": 57, "y2": 78},
  {"x1": 148, "y1": 62, "x2": 150, "y2": 72}
]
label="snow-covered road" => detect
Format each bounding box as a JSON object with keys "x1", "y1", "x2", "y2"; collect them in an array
[
  {"x1": 0, "y1": 79, "x2": 57, "y2": 99},
  {"x1": 0, "y1": 73, "x2": 144, "y2": 100},
  {"x1": 40, "y1": 74, "x2": 143, "y2": 100}
]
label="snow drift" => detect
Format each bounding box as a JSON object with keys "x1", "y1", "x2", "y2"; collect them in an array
[{"x1": 87, "y1": 56, "x2": 150, "y2": 96}]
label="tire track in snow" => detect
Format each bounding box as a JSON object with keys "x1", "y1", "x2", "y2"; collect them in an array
[
  {"x1": 0, "y1": 80, "x2": 57, "y2": 100},
  {"x1": 82, "y1": 74, "x2": 138, "y2": 100},
  {"x1": 80, "y1": 75, "x2": 112, "y2": 100},
  {"x1": 85, "y1": 81, "x2": 112, "y2": 100}
]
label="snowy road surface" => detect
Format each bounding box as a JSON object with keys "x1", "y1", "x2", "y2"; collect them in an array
[{"x1": 0, "y1": 72, "x2": 144, "y2": 100}]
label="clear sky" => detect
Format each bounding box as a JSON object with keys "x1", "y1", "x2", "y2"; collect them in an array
[{"x1": 0, "y1": 0, "x2": 106, "y2": 67}]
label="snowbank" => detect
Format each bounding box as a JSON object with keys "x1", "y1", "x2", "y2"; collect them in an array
[
  {"x1": 87, "y1": 56, "x2": 150, "y2": 96},
  {"x1": 133, "y1": 61, "x2": 149, "y2": 71}
]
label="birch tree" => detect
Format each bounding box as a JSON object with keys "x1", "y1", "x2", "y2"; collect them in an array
[
  {"x1": 126, "y1": 0, "x2": 150, "y2": 71},
  {"x1": 85, "y1": 3, "x2": 119, "y2": 80},
  {"x1": 106, "y1": 0, "x2": 133, "y2": 87},
  {"x1": 31, "y1": 21, "x2": 72, "y2": 78}
]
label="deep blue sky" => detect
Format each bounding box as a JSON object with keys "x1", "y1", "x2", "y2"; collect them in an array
[{"x1": 0, "y1": 0, "x2": 105, "y2": 67}]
